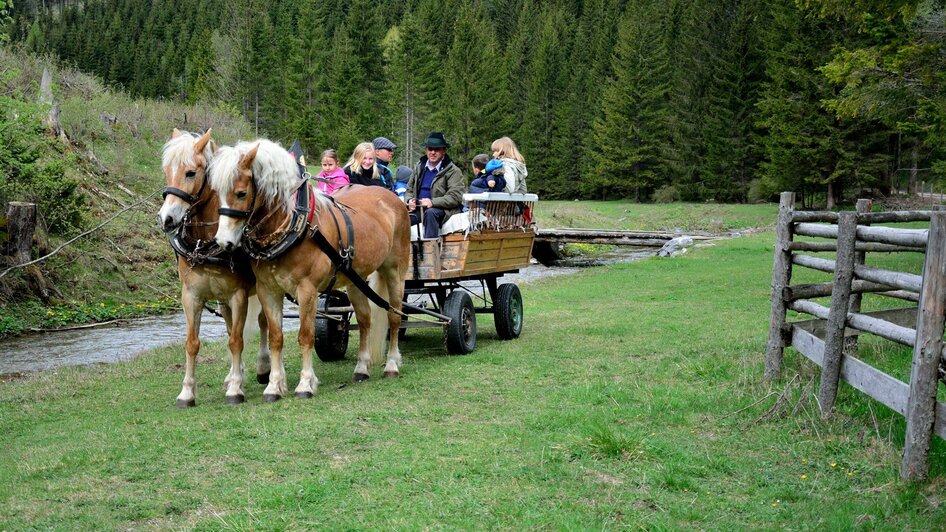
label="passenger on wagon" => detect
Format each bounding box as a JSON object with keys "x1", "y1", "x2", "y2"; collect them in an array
[
  {"x1": 344, "y1": 142, "x2": 388, "y2": 188},
  {"x1": 469, "y1": 157, "x2": 507, "y2": 193},
  {"x1": 372, "y1": 136, "x2": 397, "y2": 192},
  {"x1": 405, "y1": 132, "x2": 465, "y2": 239},
  {"x1": 491, "y1": 136, "x2": 528, "y2": 194},
  {"x1": 464, "y1": 154, "x2": 507, "y2": 213},
  {"x1": 316, "y1": 149, "x2": 349, "y2": 195}
]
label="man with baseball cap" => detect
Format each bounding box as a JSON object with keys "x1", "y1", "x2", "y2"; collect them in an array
[
  {"x1": 404, "y1": 132, "x2": 465, "y2": 238},
  {"x1": 372, "y1": 136, "x2": 397, "y2": 191}
]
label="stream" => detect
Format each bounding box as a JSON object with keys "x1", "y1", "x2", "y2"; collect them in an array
[{"x1": 0, "y1": 247, "x2": 656, "y2": 376}]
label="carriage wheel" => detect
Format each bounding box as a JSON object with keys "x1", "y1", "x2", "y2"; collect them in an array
[
  {"x1": 493, "y1": 283, "x2": 523, "y2": 340},
  {"x1": 315, "y1": 293, "x2": 350, "y2": 362},
  {"x1": 444, "y1": 291, "x2": 476, "y2": 354}
]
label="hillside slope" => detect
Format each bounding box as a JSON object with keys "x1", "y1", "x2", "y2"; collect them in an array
[{"x1": 0, "y1": 47, "x2": 253, "y2": 336}]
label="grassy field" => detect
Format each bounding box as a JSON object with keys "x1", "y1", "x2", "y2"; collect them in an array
[
  {"x1": 537, "y1": 200, "x2": 778, "y2": 234},
  {"x1": 2, "y1": 227, "x2": 946, "y2": 528}
]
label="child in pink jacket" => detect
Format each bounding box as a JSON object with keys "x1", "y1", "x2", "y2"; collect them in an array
[{"x1": 316, "y1": 149, "x2": 349, "y2": 195}]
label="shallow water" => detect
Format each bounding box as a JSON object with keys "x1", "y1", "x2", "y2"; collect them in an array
[{"x1": 0, "y1": 249, "x2": 655, "y2": 376}]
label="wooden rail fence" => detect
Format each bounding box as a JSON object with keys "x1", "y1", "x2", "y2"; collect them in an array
[{"x1": 765, "y1": 191, "x2": 946, "y2": 481}]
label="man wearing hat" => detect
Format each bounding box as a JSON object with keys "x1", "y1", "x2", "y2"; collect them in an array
[
  {"x1": 372, "y1": 136, "x2": 397, "y2": 191},
  {"x1": 405, "y1": 132, "x2": 465, "y2": 238}
]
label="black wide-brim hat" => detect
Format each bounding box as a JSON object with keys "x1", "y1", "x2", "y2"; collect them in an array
[{"x1": 421, "y1": 132, "x2": 450, "y2": 149}]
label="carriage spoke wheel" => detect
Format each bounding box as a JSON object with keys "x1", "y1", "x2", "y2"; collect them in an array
[
  {"x1": 315, "y1": 293, "x2": 350, "y2": 362},
  {"x1": 444, "y1": 291, "x2": 476, "y2": 354},
  {"x1": 494, "y1": 283, "x2": 523, "y2": 340}
]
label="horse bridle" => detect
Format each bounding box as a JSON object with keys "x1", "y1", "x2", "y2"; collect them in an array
[{"x1": 217, "y1": 176, "x2": 260, "y2": 231}]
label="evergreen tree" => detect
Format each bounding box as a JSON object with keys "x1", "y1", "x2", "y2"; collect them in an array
[
  {"x1": 442, "y1": 0, "x2": 503, "y2": 169},
  {"x1": 700, "y1": 0, "x2": 767, "y2": 202},
  {"x1": 517, "y1": 4, "x2": 573, "y2": 196},
  {"x1": 757, "y1": 0, "x2": 893, "y2": 207},
  {"x1": 387, "y1": 0, "x2": 448, "y2": 164},
  {"x1": 589, "y1": 0, "x2": 672, "y2": 200},
  {"x1": 549, "y1": 0, "x2": 622, "y2": 199}
]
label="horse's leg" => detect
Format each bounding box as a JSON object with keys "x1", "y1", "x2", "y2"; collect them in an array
[
  {"x1": 294, "y1": 284, "x2": 319, "y2": 398},
  {"x1": 177, "y1": 289, "x2": 204, "y2": 408},
  {"x1": 382, "y1": 268, "x2": 404, "y2": 378},
  {"x1": 258, "y1": 283, "x2": 287, "y2": 401},
  {"x1": 347, "y1": 288, "x2": 373, "y2": 381},
  {"x1": 223, "y1": 290, "x2": 249, "y2": 404}
]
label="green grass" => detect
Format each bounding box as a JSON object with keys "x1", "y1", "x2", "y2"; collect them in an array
[
  {"x1": 537, "y1": 200, "x2": 778, "y2": 234},
  {"x1": 2, "y1": 232, "x2": 946, "y2": 528}
]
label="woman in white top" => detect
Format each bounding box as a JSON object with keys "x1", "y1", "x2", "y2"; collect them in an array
[{"x1": 490, "y1": 137, "x2": 528, "y2": 194}]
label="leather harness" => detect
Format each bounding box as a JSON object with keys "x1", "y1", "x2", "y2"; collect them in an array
[
  {"x1": 163, "y1": 148, "x2": 240, "y2": 269},
  {"x1": 219, "y1": 179, "x2": 395, "y2": 312}
]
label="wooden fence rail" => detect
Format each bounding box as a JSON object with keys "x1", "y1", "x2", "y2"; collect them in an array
[{"x1": 765, "y1": 191, "x2": 946, "y2": 481}]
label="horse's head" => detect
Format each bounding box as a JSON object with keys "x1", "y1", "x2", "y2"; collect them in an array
[
  {"x1": 212, "y1": 143, "x2": 260, "y2": 251},
  {"x1": 158, "y1": 128, "x2": 214, "y2": 232},
  {"x1": 212, "y1": 139, "x2": 301, "y2": 252}
]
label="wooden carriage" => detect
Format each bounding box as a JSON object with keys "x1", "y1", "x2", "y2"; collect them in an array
[{"x1": 315, "y1": 193, "x2": 538, "y2": 359}]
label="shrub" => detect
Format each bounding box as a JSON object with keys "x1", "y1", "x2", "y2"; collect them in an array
[
  {"x1": 652, "y1": 185, "x2": 681, "y2": 203},
  {"x1": 0, "y1": 95, "x2": 85, "y2": 234}
]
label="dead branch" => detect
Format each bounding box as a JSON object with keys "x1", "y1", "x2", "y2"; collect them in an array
[
  {"x1": 29, "y1": 318, "x2": 126, "y2": 333},
  {"x1": 0, "y1": 191, "x2": 160, "y2": 280},
  {"x1": 717, "y1": 391, "x2": 778, "y2": 422},
  {"x1": 752, "y1": 374, "x2": 800, "y2": 424}
]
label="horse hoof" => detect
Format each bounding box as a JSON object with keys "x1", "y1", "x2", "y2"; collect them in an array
[
  {"x1": 383, "y1": 371, "x2": 400, "y2": 379},
  {"x1": 353, "y1": 373, "x2": 370, "y2": 382},
  {"x1": 224, "y1": 395, "x2": 245, "y2": 405},
  {"x1": 262, "y1": 393, "x2": 282, "y2": 403},
  {"x1": 176, "y1": 398, "x2": 196, "y2": 408},
  {"x1": 257, "y1": 371, "x2": 270, "y2": 385},
  {"x1": 295, "y1": 391, "x2": 314, "y2": 399}
]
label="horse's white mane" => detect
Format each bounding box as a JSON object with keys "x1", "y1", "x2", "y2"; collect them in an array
[
  {"x1": 210, "y1": 139, "x2": 329, "y2": 214},
  {"x1": 161, "y1": 131, "x2": 214, "y2": 170}
]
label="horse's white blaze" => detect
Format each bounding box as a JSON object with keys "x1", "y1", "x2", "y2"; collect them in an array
[
  {"x1": 214, "y1": 204, "x2": 244, "y2": 249},
  {"x1": 158, "y1": 196, "x2": 187, "y2": 229}
]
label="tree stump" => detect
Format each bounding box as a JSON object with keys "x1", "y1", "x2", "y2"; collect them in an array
[
  {"x1": 6, "y1": 202, "x2": 62, "y2": 304},
  {"x1": 7, "y1": 202, "x2": 36, "y2": 264}
]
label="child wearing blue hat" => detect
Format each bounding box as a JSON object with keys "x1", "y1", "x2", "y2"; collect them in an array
[{"x1": 468, "y1": 155, "x2": 507, "y2": 194}]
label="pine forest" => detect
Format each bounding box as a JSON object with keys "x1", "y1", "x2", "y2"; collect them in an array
[{"x1": 11, "y1": 0, "x2": 946, "y2": 205}]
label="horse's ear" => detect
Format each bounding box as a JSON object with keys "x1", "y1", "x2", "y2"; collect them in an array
[
  {"x1": 172, "y1": 128, "x2": 182, "y2": 139},
  {"x1": 240, "y1": 144, "x2": 260, "y2": 170},
  {"x1": 194, "y1": 129, "x2": 213, "y2": 154}
]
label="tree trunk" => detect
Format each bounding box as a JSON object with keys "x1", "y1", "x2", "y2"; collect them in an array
[
  {"x1": 826, "y1": 182, "x2": 836, "y2": 210},
  {"x1": 909, "y1": 140, "x2": 919, "y2": 195}
]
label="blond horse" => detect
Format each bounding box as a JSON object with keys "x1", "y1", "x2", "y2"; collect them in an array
[
  {"x1": 211, "y1": 140, "x2": 410, "y2": 401},
  {"x1": 158, "y1": 129, "x2": 270, "y2": 407}
]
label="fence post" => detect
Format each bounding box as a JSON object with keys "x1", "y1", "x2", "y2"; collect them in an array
[
  {"x1": 765, "y1": 192, "x2": 796, "y2": 382},
  {"x1": 901, "y1": 212, "x2": 946, "y2": 481},
  {"x1": 843, "y1": 199, "x2": 872, "y2": 360},
  {"x1": 818, "y1": 211, "x2": 857, "y2": 416}
]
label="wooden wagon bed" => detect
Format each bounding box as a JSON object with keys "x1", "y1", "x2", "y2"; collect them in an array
[{"x1": 406, "y1": 228, "x2": 536, "y2": 282}]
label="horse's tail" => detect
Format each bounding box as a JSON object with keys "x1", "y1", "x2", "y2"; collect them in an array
[
  {"x1": 245, "y1": 293, "x2": 271, "y2": 383},
  {"x1": 244, "y1": 294, "x2": 262, "y2": 351},
  {"x1": 367, "y1": 272, "x2": 389, "y2": 366}
]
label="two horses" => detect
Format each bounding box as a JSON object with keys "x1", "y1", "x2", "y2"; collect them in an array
[{"x1": 159, "y1": 131, "x2": 410, "y2": 405}]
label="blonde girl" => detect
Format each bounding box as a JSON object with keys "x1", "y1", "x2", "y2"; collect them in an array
[
  {"x1": 344, "y1": 142, "x2": 385, "y2": 187},
  {"x1": 490, "y1": 137, "x2": 528, "y2": 194}
]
